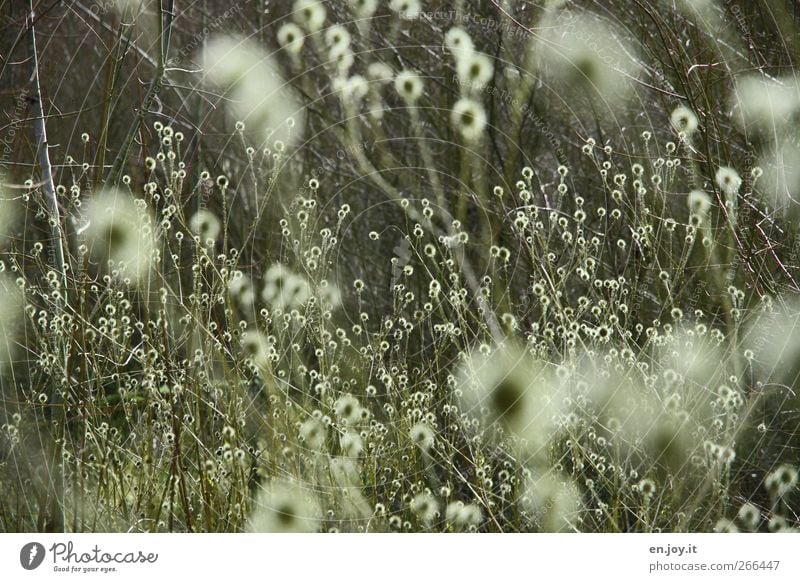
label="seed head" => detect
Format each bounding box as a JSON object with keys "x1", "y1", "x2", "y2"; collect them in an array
[
  {"x1": 715, "y1": 166, "x2": 742, "y2": 199},
  {"x1": 85, "y1": 188, "x2": 154, "y2": 283},
  {"x1": 189, "y1": 209, "x2": 221, "y2": 244},
  {"x1": 248, "y1": 480, "x2": 321, "y2": 533},
  {"x1": 451, "y1": 98, "x2": 487, "y2": 141},
  {"x1": 348, "y1": 0, "x2": 378, "y2": 19},
  {"x1": 457, "y1": 52, "x2": 494, "y2": 91},
  {"x1": 277, "y1": 23, "x2": 305, "y2": 55},
  {"x1": 410, "y1": 423, "x2": 435, "y2": 452},
  {"x1": 670, "y1": 105, "x2": 699, "y2": 136},
  {"x1": 389, "y1": 0, "x2": 421, "y2": 20},
  {"x1": 687, "y1": 190, "x2": 712, "y2": 216},
  {"x1": 410, "y1": 493, "x2": 439, "y2": 524},
  {"x1": 293, "y1": 0, "x2": 327, "y2": 32},
  {"x1": 395, "y1": 70, "x2": 424, "y2": 103},
  {"x1": 445, "y1": 27, "x2": 474, "y2": 60}
]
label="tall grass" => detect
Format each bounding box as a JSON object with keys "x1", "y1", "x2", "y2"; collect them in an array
[{"x1": 0, "y1": 0, "x2": 799, "y2": 532}]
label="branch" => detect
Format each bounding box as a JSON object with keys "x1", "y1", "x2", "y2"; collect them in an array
[
  {"x1": 26, "y1": 0, "x2": 67, "y2": 533},
  {"x1": 26, "y1": 0, "x2": 67, "y2": 288},
  {"x1": 106, "y1": 0, "x2": 175, "y2": 185}
]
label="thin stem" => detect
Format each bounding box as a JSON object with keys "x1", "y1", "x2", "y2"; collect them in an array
[{"x1": 27, "y1": 0, "x2": 68, "y2": 532}]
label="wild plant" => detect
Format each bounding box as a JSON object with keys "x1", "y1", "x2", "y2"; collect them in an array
[{"x1": 0, "y1": 0, "x2": 798, "y2": 533}]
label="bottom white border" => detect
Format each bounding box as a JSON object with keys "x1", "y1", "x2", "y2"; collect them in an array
[{"x1": 2, "y1": 533, "x2": 796, "y2": 581}]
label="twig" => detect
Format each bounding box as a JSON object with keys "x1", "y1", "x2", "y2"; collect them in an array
[
  {"x1": 26, "y1": 2, "x2": 67, "y2": 287},
  {"x1": 26, "y1": 0, "x2": 68, "y2": 532},
  {"x1": 106, "y1": 0, "x2": 175, "y2": 185}
]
